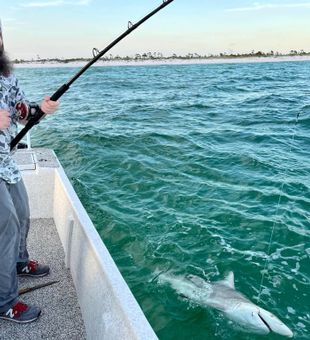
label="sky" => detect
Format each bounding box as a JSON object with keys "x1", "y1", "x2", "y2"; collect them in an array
[{"x1": 0, "y1": 0, "x2": 310, "y2": 60}]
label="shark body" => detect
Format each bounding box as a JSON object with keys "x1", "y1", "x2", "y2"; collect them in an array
[{"x1": 159, "y1": 272, "x2": 293, "y2": 337}]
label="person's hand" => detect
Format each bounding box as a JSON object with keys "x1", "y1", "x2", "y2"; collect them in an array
[
  {"x1": 0, "y1": 109, "x2": 10, "y2": 129},
  {"x1": 40, "y1": 96, "x2": 60, "y2": 114}
]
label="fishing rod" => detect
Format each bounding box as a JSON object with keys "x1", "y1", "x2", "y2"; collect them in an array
[{"x1": 10, "y1": 0, "x2": 175, "y2": 150}]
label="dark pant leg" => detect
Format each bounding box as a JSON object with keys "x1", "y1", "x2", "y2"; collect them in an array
[
  {"x1": 7, "y1": 179, "x2": 30, "y2": 263},
  {"x1": 0, "y1": 180, "x2": 20, "y2": 312}
]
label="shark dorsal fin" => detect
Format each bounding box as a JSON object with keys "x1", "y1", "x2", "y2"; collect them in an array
[{"x1": 220, "y1": 271, "x2": 235, "y2": 289}]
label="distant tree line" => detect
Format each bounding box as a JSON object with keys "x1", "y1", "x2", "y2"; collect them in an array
[{"x1": 12, "y1": 50, "x2": 310, "y2": 64}]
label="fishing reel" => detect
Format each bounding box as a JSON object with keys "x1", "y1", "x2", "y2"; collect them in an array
[{"x1": 15, "y1": 101, "x2": 41, "y2": 123}]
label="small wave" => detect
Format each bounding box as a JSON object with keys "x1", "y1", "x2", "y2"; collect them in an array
[
  {"x1": 287, "y1": 225, "x2": 310, "y2": 237},
  {"x1": 242, "y1": 93, "x2": 298, "y2": 105}
]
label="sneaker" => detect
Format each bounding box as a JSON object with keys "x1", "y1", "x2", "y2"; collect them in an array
[
  {"x1": 0, "y1": 301, "x2": 41, "y2": 323},
  {"x1": 17, "y1": 260, "x2": 50, "y2": 277}
]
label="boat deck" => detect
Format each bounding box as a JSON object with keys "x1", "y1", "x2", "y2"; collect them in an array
[{"x1": 1, "y1": 218, "x2": 87, "y2": 339}]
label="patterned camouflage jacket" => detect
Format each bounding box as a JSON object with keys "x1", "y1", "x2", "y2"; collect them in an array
[{"x1": 0, "y1": 74, "x2": 28, "y2": 183}]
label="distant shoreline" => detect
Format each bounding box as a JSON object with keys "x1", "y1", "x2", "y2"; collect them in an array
[{"x1": 13, "y1": 55, "x2": 310, "y2": 68}]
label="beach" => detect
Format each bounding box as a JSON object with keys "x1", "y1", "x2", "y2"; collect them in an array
[{"x1": 13, "y1": 55, "x2": 310, "y2": 68}]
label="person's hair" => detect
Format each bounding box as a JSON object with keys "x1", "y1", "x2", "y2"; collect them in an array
[{"x1": 0, "y1": 46, "x2": 12, "y2": 77}]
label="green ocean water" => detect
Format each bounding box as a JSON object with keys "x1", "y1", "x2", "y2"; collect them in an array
[{"x1": 16, "y1": 61, "x2": 309, "y2": 339}]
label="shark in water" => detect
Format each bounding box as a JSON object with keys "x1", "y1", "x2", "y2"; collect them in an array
[{"x1": 158, "y1": 271, "x2": 293, "y2": 337}]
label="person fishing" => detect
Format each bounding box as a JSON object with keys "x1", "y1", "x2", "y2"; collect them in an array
[
  {"x1": 0, "y1": 0, "x2": 174, "y2": 325},
  {"x1": 0, "y1": 20, "x2": 60, "y2": 323}
]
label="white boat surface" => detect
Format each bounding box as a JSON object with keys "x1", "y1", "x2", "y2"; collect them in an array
[{"x1": 2, "y1": 148, "x2": 158, "y2": 340}]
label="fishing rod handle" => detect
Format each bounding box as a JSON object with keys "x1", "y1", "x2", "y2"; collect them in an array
[
  {"x1": 10, "y1": 112, "x2": 43, "y2": 150},
  {"x1": 50, "y1": 83, "x2": 70, "y2": 101}
]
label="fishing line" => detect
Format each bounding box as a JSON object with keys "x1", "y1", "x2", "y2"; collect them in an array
[{"x1": 257, "y1": 111, "x2": 301, "y2": 302}]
